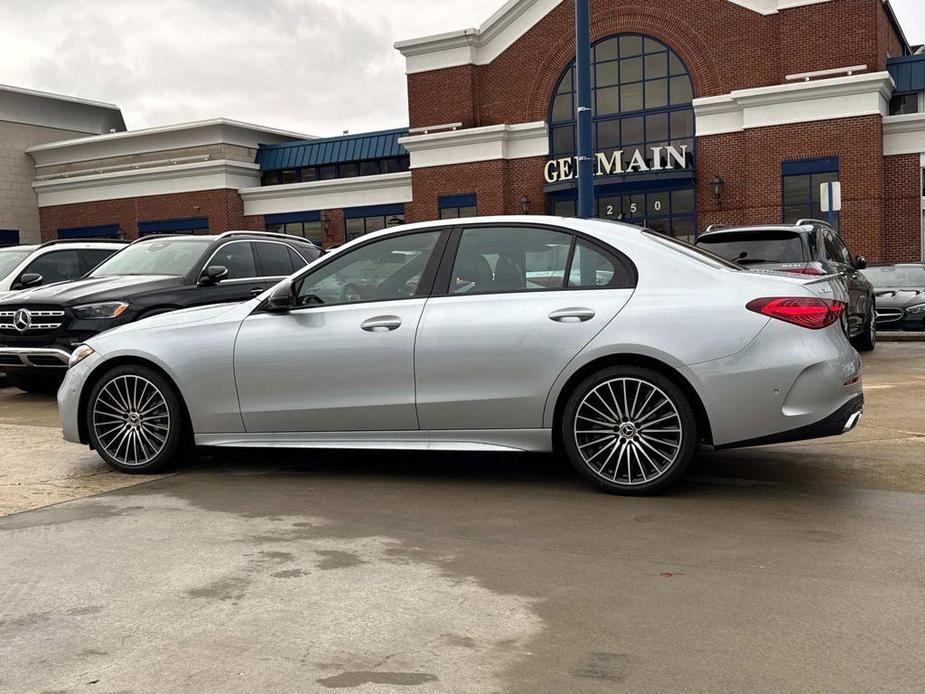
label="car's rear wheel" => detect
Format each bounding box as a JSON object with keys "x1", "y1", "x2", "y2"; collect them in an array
[
  {"x1": 86, "y1": 365, "x2": 186, "y2": 474},
  {"x1": 5, "y1": 372, "x2": 64, "y2": 394},
  {"x1": 851, "y1": 314, "x2": 876, "y2": 352},
  {"x1": 561, "y1": 366, "x2": 698, "y2": 495}
]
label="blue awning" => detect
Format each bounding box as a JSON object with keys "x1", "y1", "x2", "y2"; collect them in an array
[
  {"x1": 0, "y1": 229, "x2": 19, "y2": 246},
  {"x1": 344, "y1": 204, "x2": 405, "y2": 220},
  {"x1": 257, "y1": 128, "x2": 409, "y2": 171},
  {"x1": 58, "y1": 224, "x2": 121, "y2": 239},
  {"x1": 888, "y1": 55, "x2": 925, "y2": 93},
  {"x1": 439, "y1": 194, "x2": 477, "y2": 209},
  {"x1": 782, "y1": 157, "x2": 839, "y2": 176},
  {"x1": 138, "y1": 217, "x2": 208, "y2": 235}
]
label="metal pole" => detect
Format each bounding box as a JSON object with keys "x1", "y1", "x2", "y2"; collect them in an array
[
  {"x1": 827, "y1": 182, "x2": 834, "y2": 228},
  {"x1": 575, "y1": 0, "x2": 594, "y2": 219}
]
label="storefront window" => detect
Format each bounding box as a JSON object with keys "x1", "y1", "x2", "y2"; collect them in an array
[
  {"x1": 889, "y1": 92, "x2": 920, "y2": 115},
  {"x1": 782, "y1": 158, "x2": 840, "y2": 230},
  {"x1": 344, "y1": 205, "x2": 406, "y2": 242},
  {"x1": 548, "y1": 33, "x2": 696, "y2": 238}
]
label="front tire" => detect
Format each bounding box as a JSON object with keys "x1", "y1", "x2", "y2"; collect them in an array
[
  {"x1": 561, "y1": 366, "x2": 698, "y2": 495},
  {"x1": 86, "y1": 365, "x2": 186, "y2": 473}
]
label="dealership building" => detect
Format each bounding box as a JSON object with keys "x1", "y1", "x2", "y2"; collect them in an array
[{"x1": 6, "y1": 0, "x2": 925, "y2": 262}]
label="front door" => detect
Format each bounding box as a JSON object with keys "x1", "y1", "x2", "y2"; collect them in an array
[
  {"x1": 415, "y1": 224, "x2": 635, "y2": 431},
  {"x1": 234, "y1": 229, "x2": 446, "y2": 433}
]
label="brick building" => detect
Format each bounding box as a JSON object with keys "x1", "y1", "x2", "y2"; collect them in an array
[{"x1": 22, "y1": 0, "x2": 925, "y2": 261}]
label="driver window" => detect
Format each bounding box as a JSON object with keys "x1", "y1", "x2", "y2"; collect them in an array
[
  {"x1": 294, "y1": 230, "x2": 442, "y2": 306},
  {"x1": 22, "y1": 250, "x2": 81, "y2": 285}
]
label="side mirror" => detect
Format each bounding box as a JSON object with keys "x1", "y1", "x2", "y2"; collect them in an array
[
  {"x1": 13, "y1": 273, "x2": 43, "y2": 290},
  {"x1": 198, "y1": 265, "x2": 228, "y2": 286},
  {"x1": 854, "y1": 255, "x2": 867, "y2": 270},
  {"x1": 265, "y1": 282, "x2": 293, "y2": 312}
]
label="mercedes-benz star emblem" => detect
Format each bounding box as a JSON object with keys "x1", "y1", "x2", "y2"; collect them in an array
[{"x1": 13, "y1": 309, "x2": 32, "y2": 333}]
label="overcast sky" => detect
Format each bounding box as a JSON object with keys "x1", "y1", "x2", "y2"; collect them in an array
[{"x1": 0, "y1": 0, "x2": 922, "y2": 138}]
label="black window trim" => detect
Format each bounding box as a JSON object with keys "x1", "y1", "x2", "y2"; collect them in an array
[{"x1": 430, "y1": 221, "x2": 639, "y2": 298}]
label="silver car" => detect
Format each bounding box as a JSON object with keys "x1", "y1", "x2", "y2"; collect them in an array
[{"x1": 58, "y1": 217, "x2": 863, "y2": 495}]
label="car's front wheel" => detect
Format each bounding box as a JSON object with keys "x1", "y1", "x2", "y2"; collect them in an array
[
  {"x1": 561, "y1": 366, "x2": 698, "y2": 495},
  {"x1": 86, "y1": 365, "x2": 186, "y2": 474},
  {"x1": 851, "y1": 313, "x2": 877, "y2": 353}
]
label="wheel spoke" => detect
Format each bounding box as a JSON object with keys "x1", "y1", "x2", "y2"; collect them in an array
[{"x1": 93, "y1": 375, "x2": 170, "y2": 467}]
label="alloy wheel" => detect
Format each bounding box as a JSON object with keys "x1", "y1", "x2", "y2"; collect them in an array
[
  {"x1": 92, "y1": 375, "x2": 170, "y2": 467},
  {"x1": 573, "y1": 377, "x2": 683, "y2": 486}
]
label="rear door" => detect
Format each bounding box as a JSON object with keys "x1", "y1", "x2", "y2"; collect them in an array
[{"x1": 414, "y1": 224, "x2": 636, "y2": 431}]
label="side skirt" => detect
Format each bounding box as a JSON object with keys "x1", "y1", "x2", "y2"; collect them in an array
[{"x1": 194, "y1": 429, "x2": 554, "y2": 453}]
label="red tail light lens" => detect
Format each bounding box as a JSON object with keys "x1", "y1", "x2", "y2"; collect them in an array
[{"x1": 747, "y1": 297, "x2": 845, "y2": 329}]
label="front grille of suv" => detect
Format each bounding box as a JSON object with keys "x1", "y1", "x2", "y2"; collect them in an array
[{"x1": 0, "y1": 305, "x2": 67, "y2": 336}]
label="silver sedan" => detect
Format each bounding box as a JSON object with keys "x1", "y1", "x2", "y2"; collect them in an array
[{"x1": 58, "y1": 217, "x2": 863, "y2": 494}]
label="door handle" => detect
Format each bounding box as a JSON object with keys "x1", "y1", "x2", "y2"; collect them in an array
[
  {"x1": 250, "y1": 287, "x2": 264, "y2": 298},
  {"x1": 549, "y1": 307, "x2": 595, "y2": 323},
  {"x1": 361, "y1": 315, "x2": 402, "y2": 333}
]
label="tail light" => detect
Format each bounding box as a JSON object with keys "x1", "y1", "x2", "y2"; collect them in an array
[
  {"x1": 747, "y1": 297, "x2": 845, "y2": 329},
  {"x1": 781, "y1": 266, "x2": 825, "y2": 276}
]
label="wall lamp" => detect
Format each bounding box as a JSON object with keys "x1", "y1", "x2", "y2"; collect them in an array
[
  {"x1": 520, "y1": 195, "x2": 531, "y2": 215},
  {"x1": 711, "y1": 176, "x2": 725, "y2": 203}
]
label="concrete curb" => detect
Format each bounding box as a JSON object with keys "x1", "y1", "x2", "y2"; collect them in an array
[{"x1": 879, "y1": 332, "x2": 925, "y2": 342}]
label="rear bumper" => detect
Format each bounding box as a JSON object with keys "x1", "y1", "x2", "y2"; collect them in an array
[
  {"x1": 714, "y1": 394, "x2": 863, "y2": 450},
  {"x1": 0, "y1": 347, "x2": 71, "y2": 369}
]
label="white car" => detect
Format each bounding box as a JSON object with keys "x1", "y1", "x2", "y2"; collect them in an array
[{"x1": 0, "y1": 239, "x2": 126, "y2": 300}]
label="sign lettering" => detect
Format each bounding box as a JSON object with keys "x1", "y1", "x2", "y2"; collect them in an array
[{"x1": 544, "y1": 145, "x2": 690, "y2": 184}]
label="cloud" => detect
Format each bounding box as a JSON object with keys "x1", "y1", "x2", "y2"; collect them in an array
[{"x1": 0, "y1": 0, "x2": 923, "y2": 137}]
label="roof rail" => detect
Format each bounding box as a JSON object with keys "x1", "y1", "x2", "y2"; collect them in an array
[
  {"x1": 216, "y1": 230, "x2": 320, "y2": 247},
  {"x1": 704, "y1": 224, "x2": 733, "y2": 233},
  {"x1": 796, "y1": 218, "x2": 834, "y2": 229},
  {"x1": 37, "y1": 237, "x2": 128, "y2": 249}
]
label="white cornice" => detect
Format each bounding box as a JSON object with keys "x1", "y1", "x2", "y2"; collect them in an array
[
  {"x1": 239, "y1": 172, "x2": 413, "y2": 216},
  {"x1": 399, "y1": 122, "x2": 548, "y2": 168},
  {"x1": 395, "y1": 0, "x2": 564, "y2": 74},
  {"x1": 32, "y1": 159, "x2": 261, "y2": 207},
  {"x1": 27, "y1": 118, "x2": 312, "y2": 168},
  {"x1": 1, "y1": 82, "x2": 125, "y2": 135},
  {"x1": 883, "y1": 113, "x2": 925, "y2": 156},
  {"x1": 694, "y1": 72, "x2": 895, "y2": 136}
]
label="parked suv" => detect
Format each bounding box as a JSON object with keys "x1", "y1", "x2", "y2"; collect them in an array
[
  {"x1": 0, "y1": 239, "x2": 126, "y2": 300},
  {"x1": 695, "y1": 220, "x2": 876, "y2": 351},
  {"x1": 0, "y1": 231, "x2": 320, "y2": 392}
]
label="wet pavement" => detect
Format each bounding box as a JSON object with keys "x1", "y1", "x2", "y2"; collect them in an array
[{"x1": 0, "y1": 343, "x2": 923, "y2": 693}]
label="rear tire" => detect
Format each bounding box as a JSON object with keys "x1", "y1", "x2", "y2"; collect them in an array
[
  {"x1": 560, "y1": 366, "x2": 698, "y2": 495},
  {"x1": 86, "y1": 365, "x2": 187, "y2": 474},
  {"x1": 5, "y1": 372, "x2": 64, "y2": 394},
  {"x1": 852, "y1": 316, "x2": 876, "y2": 352}
]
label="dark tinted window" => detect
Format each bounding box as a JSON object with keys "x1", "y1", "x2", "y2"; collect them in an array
[
  {"x1": 211, "y1": 242, "x2": 257, "y2": 280},
  {"x1": 862, "y1": 265, "x2": 925, "y2": 288},
  {"x1": 255, "y1": 242, "x2": 294, "y2": 277},
  {"x1": 79, "y1": 249, "x2": 118, "y2": 274},
  {"x1": 452, "y1": 227, "x2": 572, "y2": 294},
  {"x1": 22, "y1": 250, "x2": 81, "y2": 284},
  {"x1": 568, "y1": 240, "x2": 634, "y2": 288},
  {"x1": 696, "y1": 230, "x2": 807, "y2": 265}
]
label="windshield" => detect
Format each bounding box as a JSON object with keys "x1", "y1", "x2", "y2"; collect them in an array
[
  {"x1": 0, "y1": 248, "x2": 32, "y2": 279},
  {"x1": 862, "y1": 265, "x2": 925, "y2": 289},
  {"x1": 696, "y1": 230, "x2": 806, "y2": 265},
  {"x1": 643, "y1": 230, "x2": 742, "y2": 271},
  {"x1": 91, "y1": 238, "x2": 212, "y2": 277}
]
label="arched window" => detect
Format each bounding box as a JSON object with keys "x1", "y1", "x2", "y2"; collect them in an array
[{"x1": 548, "y1": 34, "x2": 697, "y2": 240}]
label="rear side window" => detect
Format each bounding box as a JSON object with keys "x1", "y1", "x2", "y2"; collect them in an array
[
  {"x1": 212, "y1": 242, "x2": 257, "y2": 280},
  {"x1": 288, "y1": 248, "x2": 309, "y2": 270},
  {"x1": 22, "y1": 250, "x2": 81, "y2": 284},
  {"x1": 255, "y1": 242, "x2": 294, "y2": 277},
  {"x1": 696, "y1": 230, "x2": 806, "y2": 265},
  {"x1": 568, "y1": 239, "x2": 634, "y2": 288}
]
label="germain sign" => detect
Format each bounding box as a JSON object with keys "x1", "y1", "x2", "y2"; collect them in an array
[{"x1": 544, "y1": 144, "x2": 690, "y2": 184}]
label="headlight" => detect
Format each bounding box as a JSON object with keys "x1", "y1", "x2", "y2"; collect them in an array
[
  {"x1": 906, "y1": 303, "x2": 925, "y2": 315},
  {"x1": 72, "y1": 302, "x2": 129, "y2": 320},
  {"x1": 68, "y1": 344, "x2": 95, "y2": 368}
]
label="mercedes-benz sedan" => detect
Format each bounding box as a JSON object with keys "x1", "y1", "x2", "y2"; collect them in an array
[{"x1": 58, "y1": 217, "x2": 863, "y2": 495}]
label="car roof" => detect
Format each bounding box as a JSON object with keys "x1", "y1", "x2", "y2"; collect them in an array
[{"x1": 130, "y1": 231, "x2": 319, "y2": 248}]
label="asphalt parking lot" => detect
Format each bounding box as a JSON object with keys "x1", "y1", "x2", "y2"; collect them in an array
[{"x1": 1, "y1": 343, "x2": 924, "y2": 693}]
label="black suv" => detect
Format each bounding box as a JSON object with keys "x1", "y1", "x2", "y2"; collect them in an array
[
  {"x1": 0, "y1": 231, "x2": 320, "y2": 392},
  {"x1": 695, "y1": 220, "x2": 876, "y2": 351}
]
